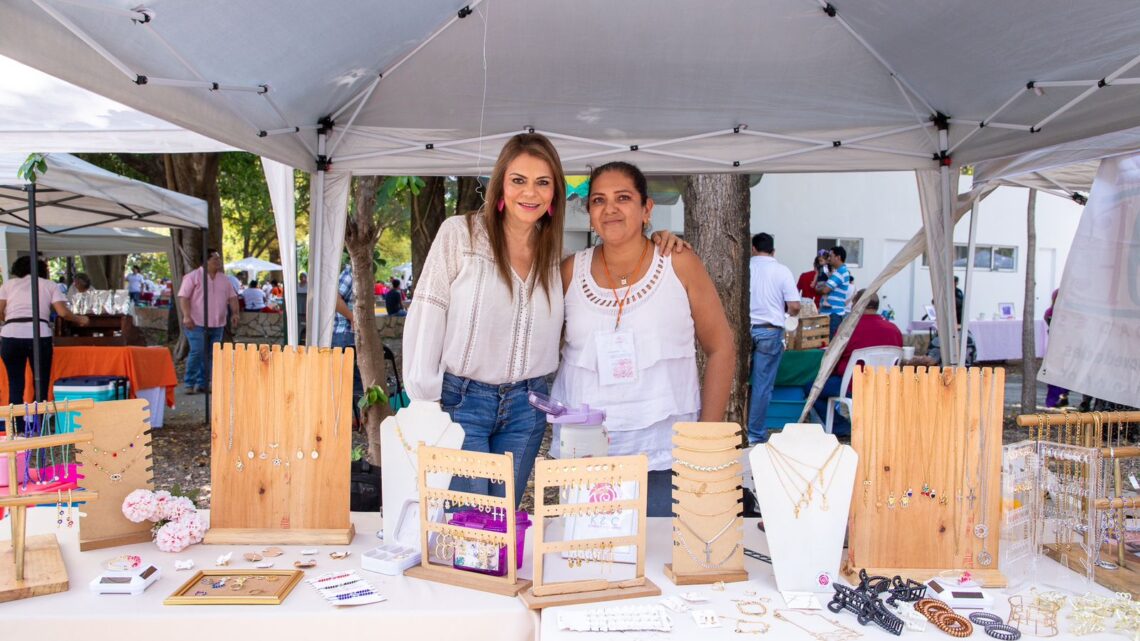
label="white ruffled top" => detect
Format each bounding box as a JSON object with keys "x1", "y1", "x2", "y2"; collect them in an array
[{"x1": 552, "y1": 246, "x2": 700, "y2": 469}]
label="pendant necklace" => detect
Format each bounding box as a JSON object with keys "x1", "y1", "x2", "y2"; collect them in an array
[
  {"x1": 394, "y1": 415, "x2": 457, "y2": 474},
  {"x1": 598, "y1": 239, "x2": 651, "y2": 330},
  {"x1": 974, "y1": 371, "x2": 995, "y2": 566}
]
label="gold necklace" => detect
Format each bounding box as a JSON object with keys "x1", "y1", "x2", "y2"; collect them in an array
[
  {"x1": 672, "y1": 430, "x2": 743, "y2": 441},
  {"x1": 673, "y1": 501, "x2": 742, "y2": 519},
  {"x1": 89, "y1": 432, "x2": 144, "y2": 458},
  {"x1": 675, "y1": 458, "x2": 739, "y2": 473},
  {"x1": 766, "y1": 445, "x2": 845, "y2": 516},
  {"x1": 774, "y1": 610, "x2": 861, "y2": 641},
  {"x1": 673, "y1": 443, "x2": 740, "y2": 454}
]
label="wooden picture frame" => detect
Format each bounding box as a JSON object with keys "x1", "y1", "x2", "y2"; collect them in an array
[{"x1": 163, "y1": 569, "x2": 303, "y2": 605}]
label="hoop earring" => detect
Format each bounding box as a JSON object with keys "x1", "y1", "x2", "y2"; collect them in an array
[{"x1": 497, "y1": 199, "x2": 505, "y2": 213}]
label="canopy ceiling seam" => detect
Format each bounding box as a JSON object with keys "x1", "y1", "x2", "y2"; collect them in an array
[
  {"x1": 47, "y1": 0, "x2": 146, "y2": 21},
  {"x1": 1036, "y1": 77, "x2": 1140, "y2": 88},
  {"x1": 327, "y1": 0, "x2": 486, "y2": 157},
  {"x1": 890, "y1": 74, "x2": 939, "y2": 152},
  {"x1": 813, "y1": 0, "x2": 938, "y2": 116}
]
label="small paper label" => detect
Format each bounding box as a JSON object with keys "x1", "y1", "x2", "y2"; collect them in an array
[{"x1": 1130, "y1": 474, "x2": 1139, "y2": 490}]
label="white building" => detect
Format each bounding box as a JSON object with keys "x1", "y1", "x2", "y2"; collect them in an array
[{"x1": 565, "y1": 172, "x2": 1083, "y2": 330}]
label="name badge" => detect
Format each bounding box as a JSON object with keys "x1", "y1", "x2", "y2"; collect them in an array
[{"x1": 595, "y1": 330, "x2": 637, "y2": 385}]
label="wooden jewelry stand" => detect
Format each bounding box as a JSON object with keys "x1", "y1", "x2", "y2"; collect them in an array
[
  {"x1": 519, "y1": 455, "x2": 661, "y2": 609},
  {"x1": 1014, "y1": 410, "x2": 1140, "y2": 598},
  {"x1": 74, "y1": 398, "x2": 154, "y2": 551},
  {"x1": 404, "y1": 445, "x2": 528, "y2": 596},
  {"x1": 205, "y1": 344, "x2": 354, "y2": 545},
  {"x1": 665, "y1": 422, "x2": 747, "y2": 585},
  {"x1": 1, "y1": 400, "x2": 99, "y2": 603},
  {"x1": 847, "y1": 366, "x2": 1007, "y2": 587}
]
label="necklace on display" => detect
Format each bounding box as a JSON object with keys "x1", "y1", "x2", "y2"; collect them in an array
[
  {"x1": 774, "y1": 610, "x2": 862, "y2": 641},
  {"x1": 673, "y1": 513, "x2": 739, "y2": 564},
  {"x1": 673, "y1": 528, "x2": 741, "y2": 570},
  {"x1": 765, "y1": 443, "x2": 844, "y2": 515},
  {"x1": 675, "y1": 458, "x2": 739, "y2": 473},
  {"x1": 973, "y1": 371, "x2": 996, "y2": 567},
  {"x1": 672, "y1": 430, "x2": 743, "y2": 441},
  {"x1": 394, "y1": 415, "x2": 457, "y2": 473}
]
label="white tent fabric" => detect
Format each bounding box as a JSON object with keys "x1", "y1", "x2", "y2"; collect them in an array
[
  {"x1": 224, "y1": 256, "x2": 282, "y2": 273},
  {"x1": 262, "y1": 158, "x2": 299, "y2": 346},
  {"x1": 0, "y1": 54, "x2": 232, "y2": 154},
  {"x1": 917, "y1": 169, "x2": 961, "y2": 365},
  {"x1": 0, "y1": 152, "x2": 207, "y2": 231},
  {"x1": 4, "y1": 1, "x2": 1140, "y2": 346},
  {"x1": 1037, "y1": 154, "x2": 1140, "y2": 408},
  {"x1": 0, "y1": 224, "x2": 169, "y2": 280},
  {"x1": 307, "y1": 171, "x2": 351, "y2": 347}
]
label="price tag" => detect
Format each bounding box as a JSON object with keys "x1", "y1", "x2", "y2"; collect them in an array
[{"x1": 1129, "y1": 474, "x2": 1138, "y2": 490}]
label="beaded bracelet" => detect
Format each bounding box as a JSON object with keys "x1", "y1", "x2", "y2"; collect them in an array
[
  {"x1": 984, "y1": 623, "x2": 1021, "y2": 640},
  {"x1": 932, "y1": 611, "x2": 973, "y2": 638},
  {"x1": 969, "y1": 612, "x2": 1004, "y2": 627}
]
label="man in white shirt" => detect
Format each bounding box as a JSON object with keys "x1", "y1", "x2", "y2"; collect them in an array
[
  {"x1": 747, "y1": 233, "x2": 801, "y2": 444},
  {"x1": 241, "y1": 280, "x2": 268, "y2": 311},
  {"x1": 125, "y1": 266, "x2": 145, "y2": 305}
]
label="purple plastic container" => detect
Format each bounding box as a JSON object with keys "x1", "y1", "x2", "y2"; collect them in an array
[{"x1": 450, "y1": 508, "x2": 531, "y2": 576}]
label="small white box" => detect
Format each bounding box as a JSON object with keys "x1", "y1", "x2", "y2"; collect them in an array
[
  {"x1": 361, "y1": 499, "x2": 424, "y2": 575},
  {"x1": 89, "y1": 565, "x2": 160, "y2": 595},
  {"x1": 925, "y1": 578, "x2": 994, "y2": 609}
]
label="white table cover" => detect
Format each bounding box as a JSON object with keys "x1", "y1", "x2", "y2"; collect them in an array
[{"x1": 969, "y1": 319, "x2": 1049, "y2": 362}]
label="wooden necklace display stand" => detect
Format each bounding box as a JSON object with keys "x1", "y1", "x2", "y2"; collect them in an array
[
  {"x1": 519, "y1": 454, "x2": 660, "y2": 609},
  {"x1": 404, "y1": 445, "x2": 527, "y2": 596},
  {"x1": 1, "y1": 400, "x2": 99, "y2": 602},
  {"x1": 665, "y1": 421, "x2": 747, "y2": 585},
  {"x1": 847, "y1": 366, "x2": 1006, "y2": 587},
  {"x1": 74, "y1": 398, "x2": 154, "y2": 551},
  {"x1": 205, "y1": 344, "x2": 354, "y2": 545}
]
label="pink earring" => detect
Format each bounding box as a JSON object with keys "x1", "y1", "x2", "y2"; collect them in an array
[
  {"x1": 546, "y1": 206, "x2": 553, "y2": 216},
  {"x1": 497, "y1": 199, "x2": 505, "y2": 213}
]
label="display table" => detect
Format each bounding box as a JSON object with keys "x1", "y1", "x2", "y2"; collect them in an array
[
  {"x1": 541, "y1": 518, "x2": 1119, "y2": 640},
  {"x1": 907, "y1": 320, "x2": 936, "y2": 334},
  {"x1": 1, "y1": 509, "x2": 538, "y2": 641},
  {"x1": 968, "y1": 319, "x2": 1048, "y2": 362},
  {"x1": 0, "y1": 345, "x2": 178, "y2": 409}
]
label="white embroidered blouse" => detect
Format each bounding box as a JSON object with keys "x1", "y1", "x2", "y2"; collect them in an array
[{"x1": 402, "y1": 213, "x2": 563, "y2": 401}]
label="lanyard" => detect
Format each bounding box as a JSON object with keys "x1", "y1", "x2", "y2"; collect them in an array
[{"x1": 599, "y1": 239, "x2": 651, "y2": 331}]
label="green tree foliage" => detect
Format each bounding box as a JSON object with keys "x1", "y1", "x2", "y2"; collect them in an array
[{"x1": 219, "y1": 153, "x2": 275, "y2": 262}]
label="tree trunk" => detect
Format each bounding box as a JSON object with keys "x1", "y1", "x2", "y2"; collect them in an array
[
  {"x1": 82, "y1": 255, "x2": 127, "y2": 289},
  {"x1": 344, "y1": 175, "x2": 392, "y2": 465},
  {"x1": 410, "y1": 176, "x2": 447, "y2": 286},
  {"x1": 455, "y1": 176, "x2": 484, "y2": 217},
  {"x1": 1021, "y1": 188, "x2": 1038, "y2": 413},
  {"x1": 164, "y1": 153, "x2": 223, "y2": 358},
  {"x1": 682, "y1": 174, "x2": 754, "y2": 428}
]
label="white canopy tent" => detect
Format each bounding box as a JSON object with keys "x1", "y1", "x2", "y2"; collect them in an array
[
  {"x1": 4, "y1": 1, "x2": 1140, "y2": 350},
  {"x1": 224, "y1": 256, "x2": 282, "y2": 274},
  {"x1": 0, "y1": 224, "x2": 169, "y2": 280}
]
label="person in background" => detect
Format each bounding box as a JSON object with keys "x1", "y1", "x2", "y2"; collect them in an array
[
  {"x1": 1043, "y1": 288, "x2": 1070, "y2": 407},
  {"x1": 269, "y1": 279, "x2": 283, "y2": 299},
  {"x1": 0, "y1": 256, "x2": 89, "y2": 407},
  {"x1": 178, "y1": 249, "x2": 240, "y2": 395},
  {"x1": 242, "y1": 279, "x2": 268, "y2": 311},
  {"x1": 56, "y1": 275, "x2": 68, "y2": 296},
  {"x1": 806, "y1": 289, "x2": 901, "y2": 436},
  {"x1": 384, "y1": 277, "x2": 407, "y2": 316},
  {"x1": 226, "y1": 271, "x2": 242, "y2": 296},
  {"x1": 125, "y1": 266, "x2": 145, "y2": 305},
  {"x1": 332, "y1": 262, "x2": 364, "y2": 412},
  {"x1": 748, "y1": 232, "x2": 801, "y2": 444},
  {"x1": 954, "y1": 275, "x2": 965, "y2": 323},
  {"x1": 816, "y1": 246, "x2": 852, "y2": 339},
  {"x1": 297, "y1": 272, "x2": 308, "y2": 295},
  {"x1": 68, "y1": 272, "x2": 92, "y2": 295},
  {"x1": 553, "y1": 161, "x2": 732, "y2": 516},
  {"x1": 796, "y1": 250, "x2": 828, "y2": 306}
]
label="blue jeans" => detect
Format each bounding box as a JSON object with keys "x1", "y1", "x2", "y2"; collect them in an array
[
  {"x1": 440, "y1": 372, "x2": 549, "y2": 509},
  {"x1": 184, "y1": 326, "x2": 223, "y2": 389},
  {"x1": 807, "y1": 375, "x2": 848, "y2": 436},
  {"x1": 824, "y1": 312, "x2": 845, "y2": 339},
  {"x1": 747, "y1": 326, "x2": 785, "y2": 444},
  {"x1": 331, "y1": 331, "x2": 364, "y2": 407}
]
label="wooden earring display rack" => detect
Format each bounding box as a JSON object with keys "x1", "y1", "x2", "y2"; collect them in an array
[
  {"x1": 206, "y1": 344, "x2": 354, "y2": 545},
  {"x1": 2, "y1": 400, "x2": 99, "y2": 603},
  {"x1": 665, "y1": 422, "x2": 747, "y2": 585},
  {"x1": 519, "y1": 455, "x2": 660, "y2": 609},
  {"x1": 404, "y1": 446, "x2": 527, "y2": 596},
  {"x1": 847, "y1": 366, "x2": 1007, "y2": 587},
  {"x1": 74, "y1": 398, "x2": 154, "y2": 551},
  {"x1": 1014, "y1": 410, "x2": 1140, "y2": 598}
]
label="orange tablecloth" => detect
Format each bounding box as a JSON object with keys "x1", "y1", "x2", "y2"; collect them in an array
[{"x1": 0, "y1": 345, "x2": 177, "y2": 407}]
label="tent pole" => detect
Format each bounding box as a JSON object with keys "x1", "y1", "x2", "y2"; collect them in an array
[
  {"x1": 959, "y1": 201, "x2": 980, "y2": 365},
  {"x1": 26, "y1": 182, "x2": 44, "y2": 406},
  {"x1": 938, "y1": 129, "x2": 959, "y2": 365}
]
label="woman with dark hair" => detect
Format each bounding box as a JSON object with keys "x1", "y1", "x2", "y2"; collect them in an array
[
  {"x1": 404, "y1": 134, "x2": 685, "y2": 506},
  {"x1": 552, "y1": 161, "x2": 734, "y2": 515},
  {"x1": 0, "y1": 256, "x2": 89, "y2": 404}
]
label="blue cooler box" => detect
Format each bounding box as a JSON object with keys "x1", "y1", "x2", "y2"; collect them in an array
[{"x1": 53, "y1": 376, "x2": 130, "y2": 433}]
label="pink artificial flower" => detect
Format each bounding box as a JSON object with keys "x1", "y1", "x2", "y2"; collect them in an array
[
  {"x1": 155, "y1": 519, "x2": 192, "y2": 553},
  {"x1": 180, "y1": 512, "x2": 206, "y2": 544},
  {"x1": 122, "y1": 489, "x2": 158, "y2": 523},
  {"x1": 164, "y1": 496, "x2": 196, "y2": 523}
]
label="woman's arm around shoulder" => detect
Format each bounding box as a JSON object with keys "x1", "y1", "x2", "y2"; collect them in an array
[{"x1": 672, "y1": 251, "x2": 734, "y2": 422}]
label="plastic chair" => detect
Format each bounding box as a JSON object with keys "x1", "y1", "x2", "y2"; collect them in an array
[{"x1": 824, "y1": 346, "x2": 903, "y2": 434}]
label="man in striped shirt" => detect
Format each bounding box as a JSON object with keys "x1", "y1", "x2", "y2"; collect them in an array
[{"x1": 816, "y1": 246, "x2": 852, "y2": 339}]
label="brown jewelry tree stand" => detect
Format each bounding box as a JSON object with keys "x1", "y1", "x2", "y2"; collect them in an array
[
  {"x1": 74, "y1": 398, "x2": 153, "y2": 551},
  {"x1": 2, "y1": 401, "x2": 99, "y2": 603},
  {"x1": 847, "y1": 366, "x2": 1006, "y2": 587},
  {"x1": 205, "y1": 344, "x2": 354, "y2": 545},
  {"x1": 519, "y1": 455, "x2": 660, "y2": 609},
  {"x1": 665, "y1": 422, "x2": 747, "y2": 585}
]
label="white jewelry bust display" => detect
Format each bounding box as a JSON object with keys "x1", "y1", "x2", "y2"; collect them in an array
[
  {"x1": 749, "y1": 423, "x2": 857, "y2": 599},
  {"x1": 380, "y1": 400, "x2": 465, "y2": 544}
]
